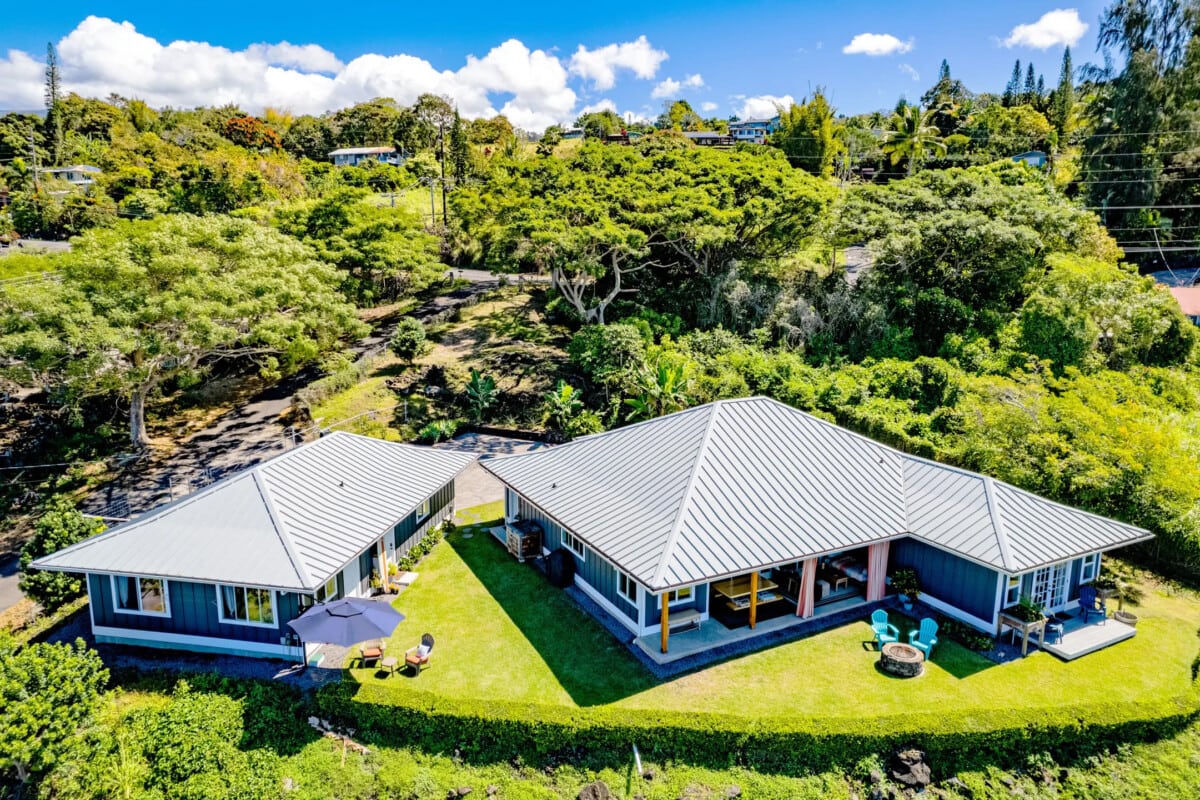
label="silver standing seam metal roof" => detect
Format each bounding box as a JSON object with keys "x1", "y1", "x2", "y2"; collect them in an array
[
  {"x1": 482, "y1": 397, "x2": 1152, "y2": 592},
  {"x1": 31, "y1": 432, "x2": 476, "y2": 592}
]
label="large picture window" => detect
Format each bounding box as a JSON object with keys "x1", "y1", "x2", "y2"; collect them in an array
[
  {"x1": 112, "y1": 575, "x2": 169, "y2": 616},
  {"x1": 219, "y1": 585, "x2": 275, "y2": 626}
]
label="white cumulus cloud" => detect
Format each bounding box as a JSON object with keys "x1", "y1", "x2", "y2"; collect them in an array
[
  {"x1": 700, "y1": 101, "x2": 718, "y2": 112},
  {"x1": 651, "y1": 73, "x2": 704, "y2": 99},
  {"x1": 899, "y1": 63, "x2": 920, "y2": 81},
  {"x1": 568, "y1": 35, "x2": 668, "y2": 90},
  {"x1": 1003, "y1": 9, "x2": 1088, "y2": 49},
  {"x1": 0, "y1": 17, "x2": 679, "y2": 131},
  {"x1": 737, "y1": 94, "x2": 794, "y2": 119},
  {"x1": 579, "y1": 98, "x2": 617, "y2": 114},
  {"x1": 245, "y1": 41, "x2": 343, "y2": 73},
  {"x1": 842, "y1": 33, "x2": 914, "y2": 56}
]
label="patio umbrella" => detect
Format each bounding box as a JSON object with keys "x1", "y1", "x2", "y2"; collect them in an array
[{"x1": 287, "y1": 597, "x2": 405, "y2": 647}]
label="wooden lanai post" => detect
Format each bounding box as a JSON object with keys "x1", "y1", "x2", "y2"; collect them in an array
[
  {"x1": 660, "y1": 595, "x2": 669, "y2": 653},
  {"x1": 749, "y1": 572, "x2": 759, "y2": 628}
]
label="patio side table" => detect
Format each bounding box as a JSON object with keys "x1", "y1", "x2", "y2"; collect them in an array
[{"x1": 380, "y1": 656, "x2": 399, "y2": 676}]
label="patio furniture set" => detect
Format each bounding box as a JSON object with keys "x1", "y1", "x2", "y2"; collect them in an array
[{"x1": 872, "y1": 610, "x2": 939, "y2": 678}]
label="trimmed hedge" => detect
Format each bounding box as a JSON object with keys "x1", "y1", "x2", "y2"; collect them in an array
[{"x1": 315, "y1": 679, "x2": 1200, "y2": 778}]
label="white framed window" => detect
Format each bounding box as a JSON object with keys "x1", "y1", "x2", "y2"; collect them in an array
[
  {"x1": 667, "y1": 585, "x2": 694, "y2": 606},
  {"x1": 1079, "y1": 553, "x2": 1100, "y2": 584},
  {"x1": 316, "y1": 575, "x2": 338, "y2": 603},
  {"x1": 416, "y1": 498, "x2": 431, "y2": 520},
  {"x1": 1004, "y1": 574, "x2": 1022, "y2": 607},
  {"x1": 218, "y1": 585, "x2": 276, "y2": 627},
  {"x1": 562, "y1": 530, "x2": 585, "y2": 559},
  {"x1": 111, "y1": 575, "x2": 169, "y2": 616},
  {"x1": 617, "y1": 571, "x2": 637, "y2": 604}
]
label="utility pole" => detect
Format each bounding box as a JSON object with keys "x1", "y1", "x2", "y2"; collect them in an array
[
  {"x1": 428, "y1": 177, "x2": 436, "y2": 222},
  {"x1": 438, "y1": 120, "x2": 448, "y2": 229}
]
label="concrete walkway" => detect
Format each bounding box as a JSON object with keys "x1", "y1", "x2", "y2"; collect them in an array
[{"x1": 436, "y1": 433, "x2": 550, "y2": 510}]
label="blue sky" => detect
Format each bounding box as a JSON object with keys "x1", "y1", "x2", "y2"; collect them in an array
[{"x1": 0, "y1": 2, "x2": 1108, "y2": 128}]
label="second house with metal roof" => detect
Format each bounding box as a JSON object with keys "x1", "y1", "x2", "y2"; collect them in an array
[
  {"x1": 482, "y1": 397, "x2": 1151, "y2": 663},
  {"x1": 32, "y1": 432, "x2": 476, "y2": 661}
]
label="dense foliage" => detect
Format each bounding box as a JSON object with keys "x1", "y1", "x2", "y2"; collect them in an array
[
  {"x1": 0, "y1": 215, "x2": 366, "y2": 446},
  {"x1": 17, "y1": 496, "x2": 105, "y2": 610}
]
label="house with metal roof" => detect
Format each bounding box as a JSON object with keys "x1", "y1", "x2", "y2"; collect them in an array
[
  {"x1": 728, "y1": 116, "x2": 781, "y2": 145},
  {"x1": 32, "y1": 432, "x2": 475, "y2": 660},
  {"x1": 329, "y1": 146, "x2": 404, "y2": 167},
  {"x1": 482, "y1": 397, "x2": 1151, "y2": 662}
]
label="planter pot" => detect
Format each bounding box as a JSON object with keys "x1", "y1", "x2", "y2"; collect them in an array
[
  {"x1": 1113, "y1": 610, "x2": 1138, "y2": 626},
  {"x1": 899, "y1": 594, "x2": 914, "y2": 611}
]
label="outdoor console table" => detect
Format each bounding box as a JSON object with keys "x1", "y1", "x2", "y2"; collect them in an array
[
  {"x1": 712, "y1": 574, "x2": 781, "y2": 630},
  {"x1": 998, "y1": 611, "x2": 1047, "y2": 657}
]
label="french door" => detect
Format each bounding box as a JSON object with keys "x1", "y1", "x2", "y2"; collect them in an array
[{"x1": 1030, "y1": 562, "x2": 1070, "y2": 612}]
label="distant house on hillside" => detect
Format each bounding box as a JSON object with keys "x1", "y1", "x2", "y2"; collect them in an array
[
  {"x1": 1169, "y1": 286, "x2": 1200, "y2": 325},
  {"x1": 683, "y1": 131, "x2": 736, "y2": 147},
  {"x1": 1011, "y1": 150, "x2": 1048, "y2": 169},
  {"x1": 728, "y1": 116, "x2": 780, "y2": 145},
  {"x1": 329, "y1": 146, "x2": 404, "y2": 167},
  {"x1": 604, "y1": 130, "x2": 643, "y2": 145},
  {"x1": 41, "y1": 164, "x2": 101, "y2": 188},
  {"x1": 561, "y1": 127, "x2": 585, "y2": 140}
]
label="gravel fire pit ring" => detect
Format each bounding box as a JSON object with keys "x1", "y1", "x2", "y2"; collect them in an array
[{"x1": 880, "y1": 642, "x2": 925, "y2": 677}]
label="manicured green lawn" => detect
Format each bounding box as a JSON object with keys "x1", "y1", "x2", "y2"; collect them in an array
[{"x1": 347, "y1": 508, "x2": 1200, "y2": 719}]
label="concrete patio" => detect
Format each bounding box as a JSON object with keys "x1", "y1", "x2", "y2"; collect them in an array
[{"x1": 1039, "y1": 614, "x2": 1138, "y2": 661}]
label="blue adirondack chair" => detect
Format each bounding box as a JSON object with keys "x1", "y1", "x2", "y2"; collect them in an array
[
  {"x1": 871, "y1": 609, "x2": 899, "y2": 648},
  {"x1": 908, "y1": 617, "x2": 939, "y2": 657},
  {"x1": 1079, "y1": 585, "x2": 1107, "y2": 624}
]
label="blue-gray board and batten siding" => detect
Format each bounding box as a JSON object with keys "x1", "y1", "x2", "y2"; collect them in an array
[
  {"x1": 890, "y1": 538, "x2": 1000, "y2": 623},
  {"x1": 86, "y1": 480, "x2": 455, "y2": 658},
  {"x1": 88, "y1": 573, "x2": 303, "y2": 652},
  {"x1": 509, "y1": 489, "x2": 639, "y2": 625}
]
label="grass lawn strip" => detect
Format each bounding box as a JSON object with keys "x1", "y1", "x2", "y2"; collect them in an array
[{"x1": 346, "y1": 507, "x2": 1200, "y2": 724}]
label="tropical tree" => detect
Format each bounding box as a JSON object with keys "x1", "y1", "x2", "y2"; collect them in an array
[
  {"x1": 18, "y1": 496, "x2": 105, "y2": 610},
  {"x1": 464, "y1": 369, "x2": 498, "y2": 422},
  {"x1": 0, "y1": 638, "x2": 108, "y2": 785},
  {"x1": 541, "y1": 380, "x2": 602, "y2": 438},
  {"x1": 625, "y1": 361, "x2": 691, "y2": 421},
  {"x1": 0, "y1": 215, "x2": 365, "y2": 448},
  {"x1": 772, "y1": 90, "x2": 844, "y2": 178},
  {"x1": 882, "y1": 106, "x2": 946, "y2": 176}
]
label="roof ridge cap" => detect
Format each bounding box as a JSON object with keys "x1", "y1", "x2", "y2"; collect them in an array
[
  {"x1": 981, "y1": 476, "x2": 1016, "y2": 573},
  {"x1": 651, "y1": 403, "x2": 721, "y2": 588},
  {"x1": 252, "y1": 470, "x2": 314, "y2": 589}
]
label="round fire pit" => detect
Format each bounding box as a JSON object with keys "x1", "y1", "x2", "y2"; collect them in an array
[{"x1": 880, "y1": 642, "x2": 925, "y2": 678}]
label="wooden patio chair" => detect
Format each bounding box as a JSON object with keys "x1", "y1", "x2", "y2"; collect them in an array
[
  {"x1": 405, "y1": 633, "x2": 434, "y2": 676},
  {"x1": 360, "y1": 639, "x2": 385, "y2": 667},
  {"x1": 1079, "y1": 585, "x2": 1107, "y2": 624},
  {"x1": 871, "y1": 609, "x2": 899, "y2": 649}
]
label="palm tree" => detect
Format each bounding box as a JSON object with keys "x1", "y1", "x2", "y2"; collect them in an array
[{"x1": 882, "y1": 106, "x2": 946, "y2": 176}]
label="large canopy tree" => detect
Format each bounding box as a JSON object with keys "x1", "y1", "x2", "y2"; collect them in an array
[
  {"x1": 0, "y1": 215, "x2": 366, "y2": 448},
  {"x1": 451, "y1": 142, "x2": 832, "y2": 326}
]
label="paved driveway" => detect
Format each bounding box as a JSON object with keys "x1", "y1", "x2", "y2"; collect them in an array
[{"x1": 436, "y1": 433, "x2": 551, "y2": 510}]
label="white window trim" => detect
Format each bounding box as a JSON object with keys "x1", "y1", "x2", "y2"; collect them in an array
[
  {"x1": 416, "y1": 498, "x2": 431, "y2": 521},
  {"x1": 617, "y1": 571, "x2": 638, "y2": 605},
  {"x1": 666, "y1": 585, "x2": 695, "y2": 607},
  {"x1": 1004, "y1": 574, "x2": 1022, "y2": 607},
  {"x1": 216, "y1": 584, "x2": 279, "y2": 629},
  {"x1": 316, "y1": 575, "x2": 338, "y2": 603},
  {"x1": 110, "y1": 575, "x2": 171, "y2": 617},
  {"x1": 562, "y1": 530, "x2": 586, "y2": 559},
  {"x1": 1079, "y1": 553, "x2": 1101, "y2": 584}
]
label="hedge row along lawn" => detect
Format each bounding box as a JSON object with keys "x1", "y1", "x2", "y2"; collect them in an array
[{"x1": 333, "y1": 508, "x2": 1200, "y2": 772}]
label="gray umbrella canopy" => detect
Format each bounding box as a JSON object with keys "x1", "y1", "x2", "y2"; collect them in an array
[{"x1": 287, "y1": 597, "x2": 405, "y2": 646}]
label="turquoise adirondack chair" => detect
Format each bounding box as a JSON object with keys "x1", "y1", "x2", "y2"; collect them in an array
[
  {"x1": 908, "y1": 617, "x2": 939, "y2": 657},
  {"x1": 871, "y1": 609, "x2": 899, "y2": 649}
]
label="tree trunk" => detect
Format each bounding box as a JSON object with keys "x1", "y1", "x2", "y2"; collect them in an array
[
  {"x1": 129, "y1": 390, "x2": 151, "y2": 449},
  {"x1": 15, "y1": 760, "x2": 29, "y2": 784}
]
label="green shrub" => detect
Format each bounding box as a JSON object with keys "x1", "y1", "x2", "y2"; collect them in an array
[
  {"x1": 313, "y1": 681, "x2": 1199, "y2": 779},
  {"x1": 417, "y1": 419, "x2": 461, "y2": 444},
  {"x1": 18, "y1": 497, "x2": 106, "y2": 610}
]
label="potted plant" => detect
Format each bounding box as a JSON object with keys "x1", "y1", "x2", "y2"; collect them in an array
[
  {"x1": 1005, "y1": 595, "x2": 1045, "y2": 623},
  {"x1": 369, "y1": 569, "x2": 382, "y2": 595},
  {"x1": 892, "y1": 568, "x2": 920, "y2": 610},
  {"x1": 1111, "y1": 578, "x2": 1143, "y2": 627},
  {"x1": 1092, "y1": 572, "x2": 1118, "y2": 601}
]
